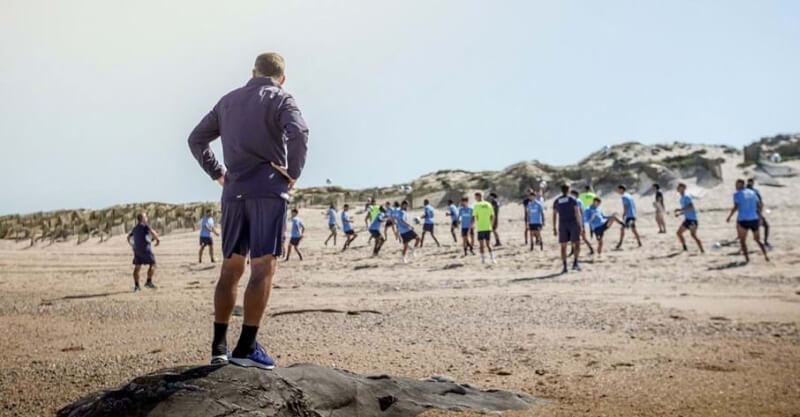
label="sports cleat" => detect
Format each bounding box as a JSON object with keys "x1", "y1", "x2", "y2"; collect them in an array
[
  {"x1": 561, "y1": 265, "x2": 568, "y2": 274},
  {"x1": 572, "y1": 262, "x2": 581, "y2": 271},
  {"x1": 134, "y1": 285, "x2": 141, "y2": 293},
  {"x1": 144, "y1": 281, "x2": 157, "y2": 289},
  {"x1": 229, "y1": 342, "x2": 275, "y2": 370}
]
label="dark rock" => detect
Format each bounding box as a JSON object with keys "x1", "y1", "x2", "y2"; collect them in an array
[{"x1": 56, "y1": 363, "x2": 538, "y2": 417}]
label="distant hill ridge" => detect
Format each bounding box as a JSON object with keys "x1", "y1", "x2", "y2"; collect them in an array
[{"x1": 2, "y1": 134, "x2": 798, "y2": 244}]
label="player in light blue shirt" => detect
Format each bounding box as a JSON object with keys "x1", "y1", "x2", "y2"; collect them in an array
[
  {"x1": 583, "y1": 197, "x2": 624, "y2": 255},
  {"x1": 458, "y1": 197, "x2": 475, "y2": 256},
  {"x1": 615, "y1": 185, "x2": 642, "y2": 249},
  {"x1": 747, "y1": 178, "x2": 771, "y2": 248},
  {"x1": 324, "y1": 204, "x2": 338, "y2": 247},
  {"x1": 673, "y1": 183, "x2": 704, "y2": 253},
  {"x1": 420, "y1": 199, "x2": 441, "y2": 248},
  {"x1": 396, "y1": 200, "x2": 421, "y2": 263},
  {"x1": 285, "y1": 209, "x2": 305, "y2": 261},
  {"x1": 368, "y1": 207, "x2": 388, "y2": 256},
  {"x1": 525, "y1": 191, "x2": 545, "y2": 251},
  {"x1": 571, "y1": 190, "x2": 595, "y2": 255},
  {"x1": 727, "y1": 179, "x2": 769, "y2": 263},
  {"x1": 382, "y1": 201, "x2": 398, "y2": 242},
  {"x1": 340, "y1": 204, "x2": 358, "y2": 251},
  {"x1": 446, "y1": 200, "x2": 460, "y2": 243},
  {"x1": 198, "y1": 210, "x2": 219, "y2": 264}
]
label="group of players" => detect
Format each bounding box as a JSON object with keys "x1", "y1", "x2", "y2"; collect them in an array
[{"x1": 127, "y1": 177, "x2": 773, "y2": 290}]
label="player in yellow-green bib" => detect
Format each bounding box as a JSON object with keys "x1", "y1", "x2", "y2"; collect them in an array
[{"x1": 472, "y1": 192, "x2": 496, "y2": 264}]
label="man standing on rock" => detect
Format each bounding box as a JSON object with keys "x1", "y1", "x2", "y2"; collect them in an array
[{"x1": 188, "y1": 52, "x2": 309, "y2": 369}]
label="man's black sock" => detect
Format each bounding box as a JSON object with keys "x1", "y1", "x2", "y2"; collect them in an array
[
  {"x1": 232, "y1": 325, "x2": 259, "y2": 358},
  {"x1": 212, "y1": 322, "x2": 228, "y2": 356}
]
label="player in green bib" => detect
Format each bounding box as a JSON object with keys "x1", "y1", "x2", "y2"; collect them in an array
[
  {"x1": 578, "y1": 185, "x2": 596, "y2": 208},
  {"x1": 473, "y1": 192, "x2": 496, "y2": 264}
]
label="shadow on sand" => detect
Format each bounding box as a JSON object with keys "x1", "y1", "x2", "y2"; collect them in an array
[{"x1": 510, "y1": 272, "x2": 563, "y2": 283}]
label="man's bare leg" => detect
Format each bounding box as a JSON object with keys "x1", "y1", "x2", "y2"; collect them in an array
[
  {"x1": 210, "y1": 255, "x2": 246, "y2": 359},
  {"x1": 752, "y1": 230, "x2": 769, "y2": 262},
  {"x1": 737, "y1": 226, "x2": 750, "y2": 263},
  {"x1": 231, "y1": 254, "x2": 277, "y2": 358},
  {"x1": 133, "y1": 265, "x2": 141, "y2": 287},
  {"x1": 689, "y1": 228, "x2": 704, "y2": 253}
]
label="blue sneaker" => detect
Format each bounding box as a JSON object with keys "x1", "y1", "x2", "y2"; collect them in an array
[{"x1": 229, "y1": 342, "x2": 275, "y2": 370}]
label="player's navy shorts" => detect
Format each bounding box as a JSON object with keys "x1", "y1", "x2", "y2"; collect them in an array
[
  {"x1": 401, "y1": 230, "x2": 418, "y2": 243},
  {"x1": 738, "y1": 220, "x2": 759, "y2": 231},
  {"x1": 477, "y1": 230, "x2": 491, "y2": 241},
  {"x1": 528, "y1": 223, "x2": 542, "y2": 231},
  {"x1": 199, "y1": 236, "x2": 213, "y2": 247},
  {"x1": 461, "y1": 227, "x2": 472, "y2": 237},
  {"x1": 593, "y1": 223, "x2": 608, "y2": 239},
  {"x1": 344, "y1": 229, "x2": 355, "y2": 236},
  {"x1": 328, "y1": 224, "x2": 337, "y2": 232},
  {"x1": 385, "y1": 220, "x2": 394, "y2": 227},
  {"x1": 682, "y1": 219, "x2": 698, "y2": 229},
  {"x1": 559, "y1": 222, "x2": 580, "y2": 243},
  {"x1": 451, "y1": 221, "x2": 459, "y2": 228},
  {"x1": 221, "y1": 197, "x2": 287, "y2": 259},
  {"x1": 624, "y1": 217, "x2": 636, "y2": 228},
  {"x1": 133, "y1": 250, "x2": 156, "y2": 265},
  {"x1": 289, "y1": 237, "x2": 301, "y2": 246},
  {"x1": 370, "y1": 229, "x2": 382, "y2": 239},
  {"x1": 423, "y1": 223, "x2": 434, "y2": 232}
]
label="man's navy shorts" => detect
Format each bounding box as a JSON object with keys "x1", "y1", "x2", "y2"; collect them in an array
[
  {"x1": 593, "y1": 223, "x2": 608, "y2": 240},
  {"x1": 477, "y1": 230, "x2": 491, "y2": 241},
  {"x1": 559, "y1": 222, "x2": 580, "y2": 243},
  {"x1": 423, "y1": 223, "x2": 434, "y2": 232},
  {"x1": 682, "y1": 219, "x2": 698, "y2": 229},
  {"x1": 370, "y1": 229, "x2": 382, "y2": 239},
  {"x1": 221, "y1": 197, "x2": 287, "y2": 259},
  {"x1": 401, "y1": 230, "x2": 418, "y2": 243},
  {"x1": 461, "y1": 227, "x2": 472, "y2": 237},
  {"x1": 528, "y1": 223, "x2": 542, "y2": 231},
  {"x1": 289, "y1": 236, "x2": 302, "y2": 246},
  {"x1": 738, "y1": 219, "x2": 759, "y2": 231},
  {"x1": 199, "y1": 236, "x2": 213, "y2": 247},
  {"x1": 133, "y1": 250, "x2": 156, "y2": 265}
]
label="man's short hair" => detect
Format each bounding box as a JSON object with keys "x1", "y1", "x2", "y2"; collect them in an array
[
  {"x1": 618, "y1": 184, "x2": 627, "y2": 191},
  {"x1": 137, "y1": 213, "x2": 146, "y2": 222},
  {"x1": 474, "y1": 192, "x2": 483, "y2": 198},
  {"x1": 489, "y1": 192, "x2": 498, "y2": 198},
  {"x1": 291, "y1": 208, "x2": 299, "y2": 214},
  {"x1": 652, "y1": 183, "x2": 660, "y2": 190},
  {"x1": 401, "y1": 200, "x2": 409, "y2": 206},
  {"x1": 461, "y1": 197, "x2": 469, "y2": 202},
  {"x1": 560, "y1": 184, "x2": 570, "y2": 194},
  {"x1": 254, "y1": 53, "x2": 285, "y2": 79},
  {"x1": 677, "y1": 182, "x2": 686, "y2": 188},
  {"x1": 584, "y1": 185, "x2": 591, "y2": 191},
  {"x1": 343, "y1": 204, "x2": 350, "y2": 209},
  {"x1": 747, "y1": 178, "x2": 755, "y2": 183},
  {"x1": 736, "y1": 178, "x2": 745, "y2": 185},
  {"x1": 424, "y1": 199, "x2": 430, "y2": 205},
  {"x1": 594, "y1": 197, "x2": 602, "y2": 203},
  {"x1": 570, "y1": 190, "x2": 579, "y2": 197}
]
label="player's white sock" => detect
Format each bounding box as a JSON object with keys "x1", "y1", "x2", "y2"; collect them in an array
[
  {"x1": 411, "y1": 248, "x2": 416, "y2": 257},
  {"x1": 490, "y1": 254, "x2": 496, "y2": 264},
  {"x1": 481, "y1": 253, "x2": 486, "y2": 264},
  {"x1": 402, "y1": 255, "x2": 408, "y2": 264}
]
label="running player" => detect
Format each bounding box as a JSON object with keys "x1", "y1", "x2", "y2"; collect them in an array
[
  {"x1": 369, "y1": 206, "x2": 388, "y2": 256},
  {"x1": 615, "y1": 185, "x2": 642, "y2": 249},
  {"x1": 652, "y1": 183, "x2": 667, "y2": 233},
  {"x1": 726, "y1": 179, "x2": 769, "y2": 263},
  {"x1": 584, "y1": 198, "x2": 623, "y2": 255},
  {"x1": 746, "y1": 178, "x2": 771, "y2": 249},
  {"x1": 553, "y1": 185, "x2": 582, "y2": 273},
  {"x1": 396, "y1": 200, "x2": 421, "y2": 263},
  {"x1": 459, "y1": 197, "x2": 475, "y2": 256},
  {"x1": 382, "y1": 201, "x2": 397, "y2": 241},
  {"x1": 525, "y1": 190, "x2": 545, "y2": 251},
  {"x1": 674, "y1": 183, "x2": 704, "y2": 253},
  {"x1": 324, "y1": 204, "x2": 338, "y2": 247},
  {"x1": 365, "y1": 198, "x2": 379, "y2": 244},
  {"x1": 285, "y1": 209, "x2": 305, "y2": 261},
  {"x1": 198, "y1": 210, "x2": 219, "y2": 263},
  {"x1": 420, "y1": 199, "x2": 441, "y2": 247},
  {"x1": 446, "y1": 200, "x2": 460, "y2": 243},
  {"x1": 473, "y1": 192, "x2": 496, "y2": 264},
  {"x1": 127, "y1": 213, "x2": 161, "y2": 292},
  {"x1": 570, "y1": 190, "x2": 595, "y2": 255},
  {"x1": 341, "y1": 204, "x2": 358, "y2": 251},
  {"x1": 489, "y1": 192, "x2": 501, "y2": 246}
]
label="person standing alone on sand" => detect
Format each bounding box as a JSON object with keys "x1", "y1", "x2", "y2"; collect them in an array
[
  {"x1": 473, "y1": 192, "x2": 496, "y2": 264},
  {"x1": 726, "y1": 179, "x2": 769, "y2": 263},
  {"x1": 188, "y1": 52, "x2": 309, "y2": 368},
  {"x1": 553, "y1": 185, "x2": 583, "y2": 273},
  {"x1": 674, "y1": 183, "x2": 704, "y2": 253},
  {"x1": 127, "y1": 213, "x2": 161, "y2": 292},
  {"x1": 652, "y1": 183, "x2": 667, "y2": 233},
  {"x1": 198, "y1": 210, "x2": 219, "y2": 263},
  {"x1": 616, "y1": 185, "x2": 642, "y2": 249},
  {"x1": 525, "y1": 190, "x2": 545, "y2": 251}
]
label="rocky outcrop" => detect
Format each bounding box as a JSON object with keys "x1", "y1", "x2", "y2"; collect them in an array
[
  {"x1": 56, "y1": 363, "x2": 537, "y2": 417},
  {"x1": 744, "y1": 133, "x2": 800, "y2": 163}
]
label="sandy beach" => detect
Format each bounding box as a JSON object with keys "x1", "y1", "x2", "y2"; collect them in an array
[{"x1": 1, "y1": 160, "x2": 799, "y2": 416}]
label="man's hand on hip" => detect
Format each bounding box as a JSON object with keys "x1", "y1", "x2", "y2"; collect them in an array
[{"x1": 271, "y1": 162, "x2": 296, "y2": 190}]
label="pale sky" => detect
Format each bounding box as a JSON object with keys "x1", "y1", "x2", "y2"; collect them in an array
[{"x1": 1, "y1": 0, "x2": 799, "y2": 215}]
